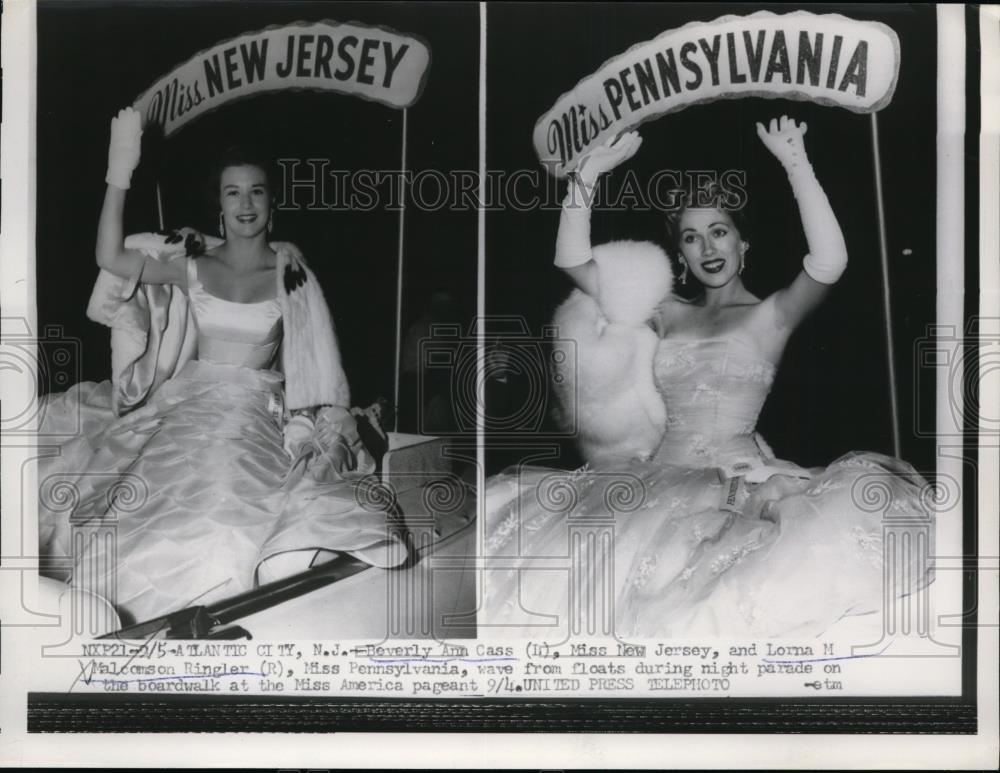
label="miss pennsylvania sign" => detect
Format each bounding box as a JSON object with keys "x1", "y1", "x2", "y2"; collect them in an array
[
  {"x1": 134, "y1": 20, "x2": 430, "y2": 136},
  {"x1": 535, "y1": 11, "x2": 900, "y2": 177}
]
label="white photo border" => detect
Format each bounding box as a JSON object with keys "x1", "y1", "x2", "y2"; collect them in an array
[{"x1": 1, "y1": 1, "x2": 997, "y2": 768}]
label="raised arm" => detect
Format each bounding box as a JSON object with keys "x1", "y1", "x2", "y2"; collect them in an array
[
  {"x1": 757, "y1": 116, "x2": 847, "y2": 330},
  {"x1": 96, "y1": 108, "x2": 185, "y2": 287},
  {"x1": 554, "y1": 132, "x2": 643, "y2": 296}
]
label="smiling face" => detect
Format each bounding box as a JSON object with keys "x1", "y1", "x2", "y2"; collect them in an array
[
  {"x1": 677, "y1": 208, "x2": 747, "y2": 288},
  {"x1": 219, "y1": 164, "x2": 272, "y2": 239}
]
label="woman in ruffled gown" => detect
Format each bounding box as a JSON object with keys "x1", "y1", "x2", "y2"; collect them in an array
[
  {"x1": 38, "y1": 108, "x2": 405, "y2": 625},
  {"x1": 483, "y1": 117, "x2": 933, "y2": 639}
]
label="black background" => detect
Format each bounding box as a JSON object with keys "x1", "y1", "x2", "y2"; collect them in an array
[
  {"x1": 37, "y1": 0, "x2": 479, "y2": 408},
  {"x1": 485, "y1": 3, "x2": 938, "y2": 474},
  {"x1": 28, "y1": 0, "x2": 979, "y2": 738},
  {"x1": 37, "y1": 2, "x2": 938, "y2": 471}
]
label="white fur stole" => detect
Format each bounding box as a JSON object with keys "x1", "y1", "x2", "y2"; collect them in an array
[
  {"x1": 275, "y1": 244, "x2": 350, "y2": 410},
  {"x1": 552, "y1": 240, "x2": 674, "y2": 463},
  {"x1": 87, "y1": 228, "x2": 349, "y2": 414}
]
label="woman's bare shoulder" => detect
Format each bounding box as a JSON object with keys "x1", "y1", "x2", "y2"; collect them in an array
[
  {"x1": 200, "y1": 246, "x2": 224, "y2": 263},
  {"x1": 652, "y1": 294, "x2": 695, "y2": 336},
  {"x1": 659, "y1": 293, "x2": 698, "y2": 317}
]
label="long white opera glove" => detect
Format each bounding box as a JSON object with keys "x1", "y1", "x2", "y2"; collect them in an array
[
  {"x1": 756, "y1": 117, "x2": 847, "y2": 284},
  {"x1": 554, "y1": 176, "x2": 597, "y2": 268},
  {"x1": 106, "y1": 107, "x2": 143, "y2": 190},
  {"x1": 554, "y1": 132, "x2": 643, "y2": 269},
  {"x1": 311, "y1": 406, "x2": 360, "y2": 476},
  {"x1": 282, "y1": 406, "x2": 373, "y2": 485},
  {"x1": 283, "y1": 413, "x2": 315, "y2": 459}
]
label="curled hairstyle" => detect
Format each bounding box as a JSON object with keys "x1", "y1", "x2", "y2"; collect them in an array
[
  {"x1": 205, "y1": 144, "x2": 278, "y2": 213},
  {"x1": 662, "y1": 181, "x2": 750, "y2": 259}
]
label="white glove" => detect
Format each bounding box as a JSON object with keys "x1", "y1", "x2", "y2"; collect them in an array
[
  {"x1": 574, "y1": 131, "x2": 643, "y2": 193},
  {"x1": 106, "y1": 107, "x2": 143, "y2": 190},
  {"x1": 282, "y1": 413, "x2": 315, "y2": 459},
  {"x1": 757, "y1": 116, "x2": 847, "y2": 285},
  {"x1": 306, "y1": 406, "x2": 362, "y2": 480},
  {"x1": 553, "y1": 179, "x2": 595, "y2": 268},
  {"x1": 756, "y1": 115, "x2": 811, "y2": 177},
  {"x1": 555, "y1": 132, "x2": 643, "y2": 269}
]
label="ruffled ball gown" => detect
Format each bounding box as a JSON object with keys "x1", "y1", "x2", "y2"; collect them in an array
[
  {"x1": 483, "y1": 247, "x2": 933, "y2": 640},
  {"x1": 39, "y1": 257, "x2": 405, "y2": 625}
]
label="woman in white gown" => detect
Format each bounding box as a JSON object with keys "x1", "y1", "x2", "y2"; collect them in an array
[
  {"x1": 483, "y1": 117, "x2": 933, "y2": 639},
  {"x1": 38, "y1": 109, "x2": 405, "y2": 625}
]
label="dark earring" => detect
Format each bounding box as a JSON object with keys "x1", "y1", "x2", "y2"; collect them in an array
[{"x1": 218, "y1": 212, "x2": 225, "y2": 238}]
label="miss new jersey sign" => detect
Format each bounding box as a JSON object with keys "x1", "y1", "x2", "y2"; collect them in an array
[
  {"x1": 535, "y1": 11, "x2": 900, "y2": 177},
  {"x1": 134, "y1": 19, "x2": 431, "y2": 136}
]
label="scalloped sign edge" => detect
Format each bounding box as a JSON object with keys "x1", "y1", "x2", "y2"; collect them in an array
[
  {"x1": 133, "y1": 19, "x2": 432, "y2": 138},
  {"x1": 533, "y1": 10, "x2": 900, "y2": 178}
]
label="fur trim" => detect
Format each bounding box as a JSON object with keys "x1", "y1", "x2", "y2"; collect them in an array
[
  {"x1": 593, "y1": 240, "x2": 673, "y2": 325},
  {"x1": 88, "y1": 229, "x2": 349, "y2": 415},
  {"x1": 552, "y1": 240, "x2": 674, "y2": 463},
  {"x1": 275, "y1": 246, "x2": 350, "y2": 410},
  {"x1": 88, "y1": 228, "x2": 212, "y2": 414}
]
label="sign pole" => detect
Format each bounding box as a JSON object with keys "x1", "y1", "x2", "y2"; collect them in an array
[
  {"x1": 393, "y1": 108, "x2": 409, "y2": 432},
  {"x1": 155, "y1": 181, "x2": 166, "y2": 231},
  {"x1": 870, "y1": 111, "x2": 902, "y2": 457}
]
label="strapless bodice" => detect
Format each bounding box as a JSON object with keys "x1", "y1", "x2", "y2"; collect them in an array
[
  {"x1": 652, "y1": 335, "x2": 776, "y2": 466},
  {"x1": 187, "y1": 258, "x2": 282, "y2": 369}
]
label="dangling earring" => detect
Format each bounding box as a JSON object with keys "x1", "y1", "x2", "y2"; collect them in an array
[
  {"x1": 679, "y1": 259, "x2": 689, "y2": 284},
  {"x1": 218, "y1": 212, "x2": 226, "y2": 238},
  {"x1": 739, "y1": 244, "x2": 748, "y2": 275},
  {"x1": 267, "y1": 213, "x2": 273, "y2": 235}
]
